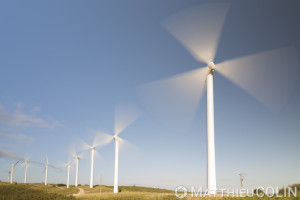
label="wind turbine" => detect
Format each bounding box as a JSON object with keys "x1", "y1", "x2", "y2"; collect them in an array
[
  {"x1": 43, "y1": 155, "x2": 58, "y2": 186},
  {"x1": 44, "y1": 155, "x2": 49, "y2": 186},
  {"x1": 8, "y1": 171, "x2": 11, "y2": 182},
  {"x1": 92, "y1": 103, "x2": 141, "y2": 193},
  {"x1": 0, "y1": 149, "x2": 43, "y2": 184},
  {"x1": 92, "y1": 133, "x2": 130, "y2": 194},
  {"x1": 21, "y1": 159, "x2": 29, "y2": 184},
  {"x1": 21, "y1": 158, "x2": 44, "y2": 184},
  {"x1": 68, "y1": 148, "x2": 84, "y2": 187},
  {"x1": 10, "y1": 161, "x2": 19, "y2": 183},
  {"x1": 138, "y1": 3, "x2": 299, "y2": 194},
  {"x1": 63, "y1": 161, "x2": 71, "y2": 188},
  {"x1": 79, "y1": 139, "x2": 102, "y2": 188}
]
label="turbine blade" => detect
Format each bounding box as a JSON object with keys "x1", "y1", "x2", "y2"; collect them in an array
[
  {"x1": 117, "y1": 138, "x2": 141, "y2": 163},
  {"x1": 92, "y1": 131, "x2": 114, "y2": 148},
  {"x1": 28, "y1": 160, "x2": 44, "y2": 166},
  {"x1": 216, "y1": 47, "x2": 299, "y2": 112},
  {"x1": 161, "y1": 3, "x2": 229, "y2": 64},
  {"x1": 48, "y1": 163, "x2": 61, "y2": 170},
  {"x1": 94, "y1": 149, "x2": 102, "y2": 159},
  {"x1": 114, "y1": 103, "x2": 141, "y2": 136},
  {"x1": 68, "y1": 147, "x2": 78, "y2": 158},
  {"x1": 137, "y1": 67, "x2": 208, "y2": 132},
  {"x1": 119, "y1": 138, "x2": 139, "y2": 152},
  {"x1": 0, "y1": 149, "x2": 23, "y2": 161},
  {"x1": 75, "y1": 137, "x2": 91, "y2": 151}
]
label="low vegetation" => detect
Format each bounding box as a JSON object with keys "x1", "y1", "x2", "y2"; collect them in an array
[
  {"x1": 0, "y1": 182, "x2": 75, "y2": 200},
  {"x1": 0, "y1": 182, "x2": 299, "y2": 200}
]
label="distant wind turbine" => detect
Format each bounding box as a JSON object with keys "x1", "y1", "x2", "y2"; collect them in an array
[
  {"x1": 44, "y1": 155, "x2": 49, "y2": 186},
  {"x1": 68, "y1": 148, "x2": 84, "y2": 187},
  {"x1": 63, "y1": 161, "x2": 71, "y2": 188},
  {"x1": 10, "y1": 161, "x2": 19, "y2": 183},
  {"x1": 79, "y1": 139, "x2": 102, "y2": 188},
  {"x1": 43, "y1": 155, "x2": 58, "y2": 186},
  {"x1": 138, "y1": 3, "x2": 299, "y2": 194},
  {"x1": 73, "y1": 153, "x2": 82, "y2": 187},
  {"x1": 8, "y1": 171, "x2": 11, "y2": 182},
  {"x1": 0, "y1": 149, "x2": 43, "y2": 184},
  {"x1": 21, "y1": 160, "x2": 28, "y2": 184},
  {"x1": 21, "y1": 158, "x2": 43, "y2": 184}
]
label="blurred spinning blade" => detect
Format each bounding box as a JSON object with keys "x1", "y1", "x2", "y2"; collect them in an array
[
  {"x1": 137, "y1": 67, "x2": 208, "y2": 132},
  {"x1": 75, "y1": 137, "x2": 92, "y2": 151},
  {"x1": 216, "y1": 47, "x2": 299, "y2": 112},
  {"x1": 162, "y1": 3, "x2": 229, "y2": 64},
  {"x1": 114, "y1": 103, "x2": 141, "y2": 136},
  {"x1": 29, "y1": 160, "x2": 44, "y2": 166},
  {"x1": 68, "y1": 147, "x2": 85, "y2": 161},
  {"x1": 92, "y1": 131, "x2": 114, "y2": 148},
  {"x1": 0, "y1": 149, "x2": 22, "y2": 160}
]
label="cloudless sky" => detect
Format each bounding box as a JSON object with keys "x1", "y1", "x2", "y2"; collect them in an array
[{"x1": 0, "y1": 0, "x2": 300, "y2": 190}]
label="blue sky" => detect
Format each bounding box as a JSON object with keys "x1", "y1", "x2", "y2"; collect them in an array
[{"x1": 0, "y1": 0, "x2": 300, "y2": 190}]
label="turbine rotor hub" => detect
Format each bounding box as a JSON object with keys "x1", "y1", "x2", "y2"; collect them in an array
[
  {"x1": 113, "y1": 135, "x2": 122, "y2": 142},
  {"x1": 207, "y1": 62, "x2": 216, "y2": 71}
]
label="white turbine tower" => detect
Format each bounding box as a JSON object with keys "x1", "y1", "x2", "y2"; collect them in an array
[
  {"x1": 67, "y1": 163, "x2": 70, "y2": 188},
  {"x1": 138, "y1": 3, "x2": 299, "y2": 194},
  {"x1": 90, "y1": 146, "x2": 95, "y2": 188},
  {"x1": 113, "y1": 135, "x2": 122, "y2": 193},
  {"x1": 75, "y1": 156, "x2": 80, "y2": 187},
  {"x1": 44, "y1": 155, "x2": 49, "y2": 186}
]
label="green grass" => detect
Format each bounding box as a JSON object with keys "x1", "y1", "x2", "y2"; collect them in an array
[
  {"x1": 1, "y1": 182, "x2": 299, "y2": 200},
  {"x1": 109, "y1": 185, "x2": 173, "y2": 193},
  {"x1": 0, "y1": 182, "x2": 75, "y2": 200}
]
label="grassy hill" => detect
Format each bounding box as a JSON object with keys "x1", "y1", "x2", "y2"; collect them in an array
[
  {"x1": 0, "y1": 182, "x2": 299, "y2": 200},
  {"x1": 0, "y1": 182, "x2": 76, "y2": 200}
]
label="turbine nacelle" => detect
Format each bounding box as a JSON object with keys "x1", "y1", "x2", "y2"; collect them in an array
[
  {"x1": 207, "y1": 62, "x2": 216, "y2": 71},
  {"x1": 76, "y1": 156, "x2": 80, "y2": 160},
  {"x1": 113, "y1": 135, "x2": 122, "y2": 142}
]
